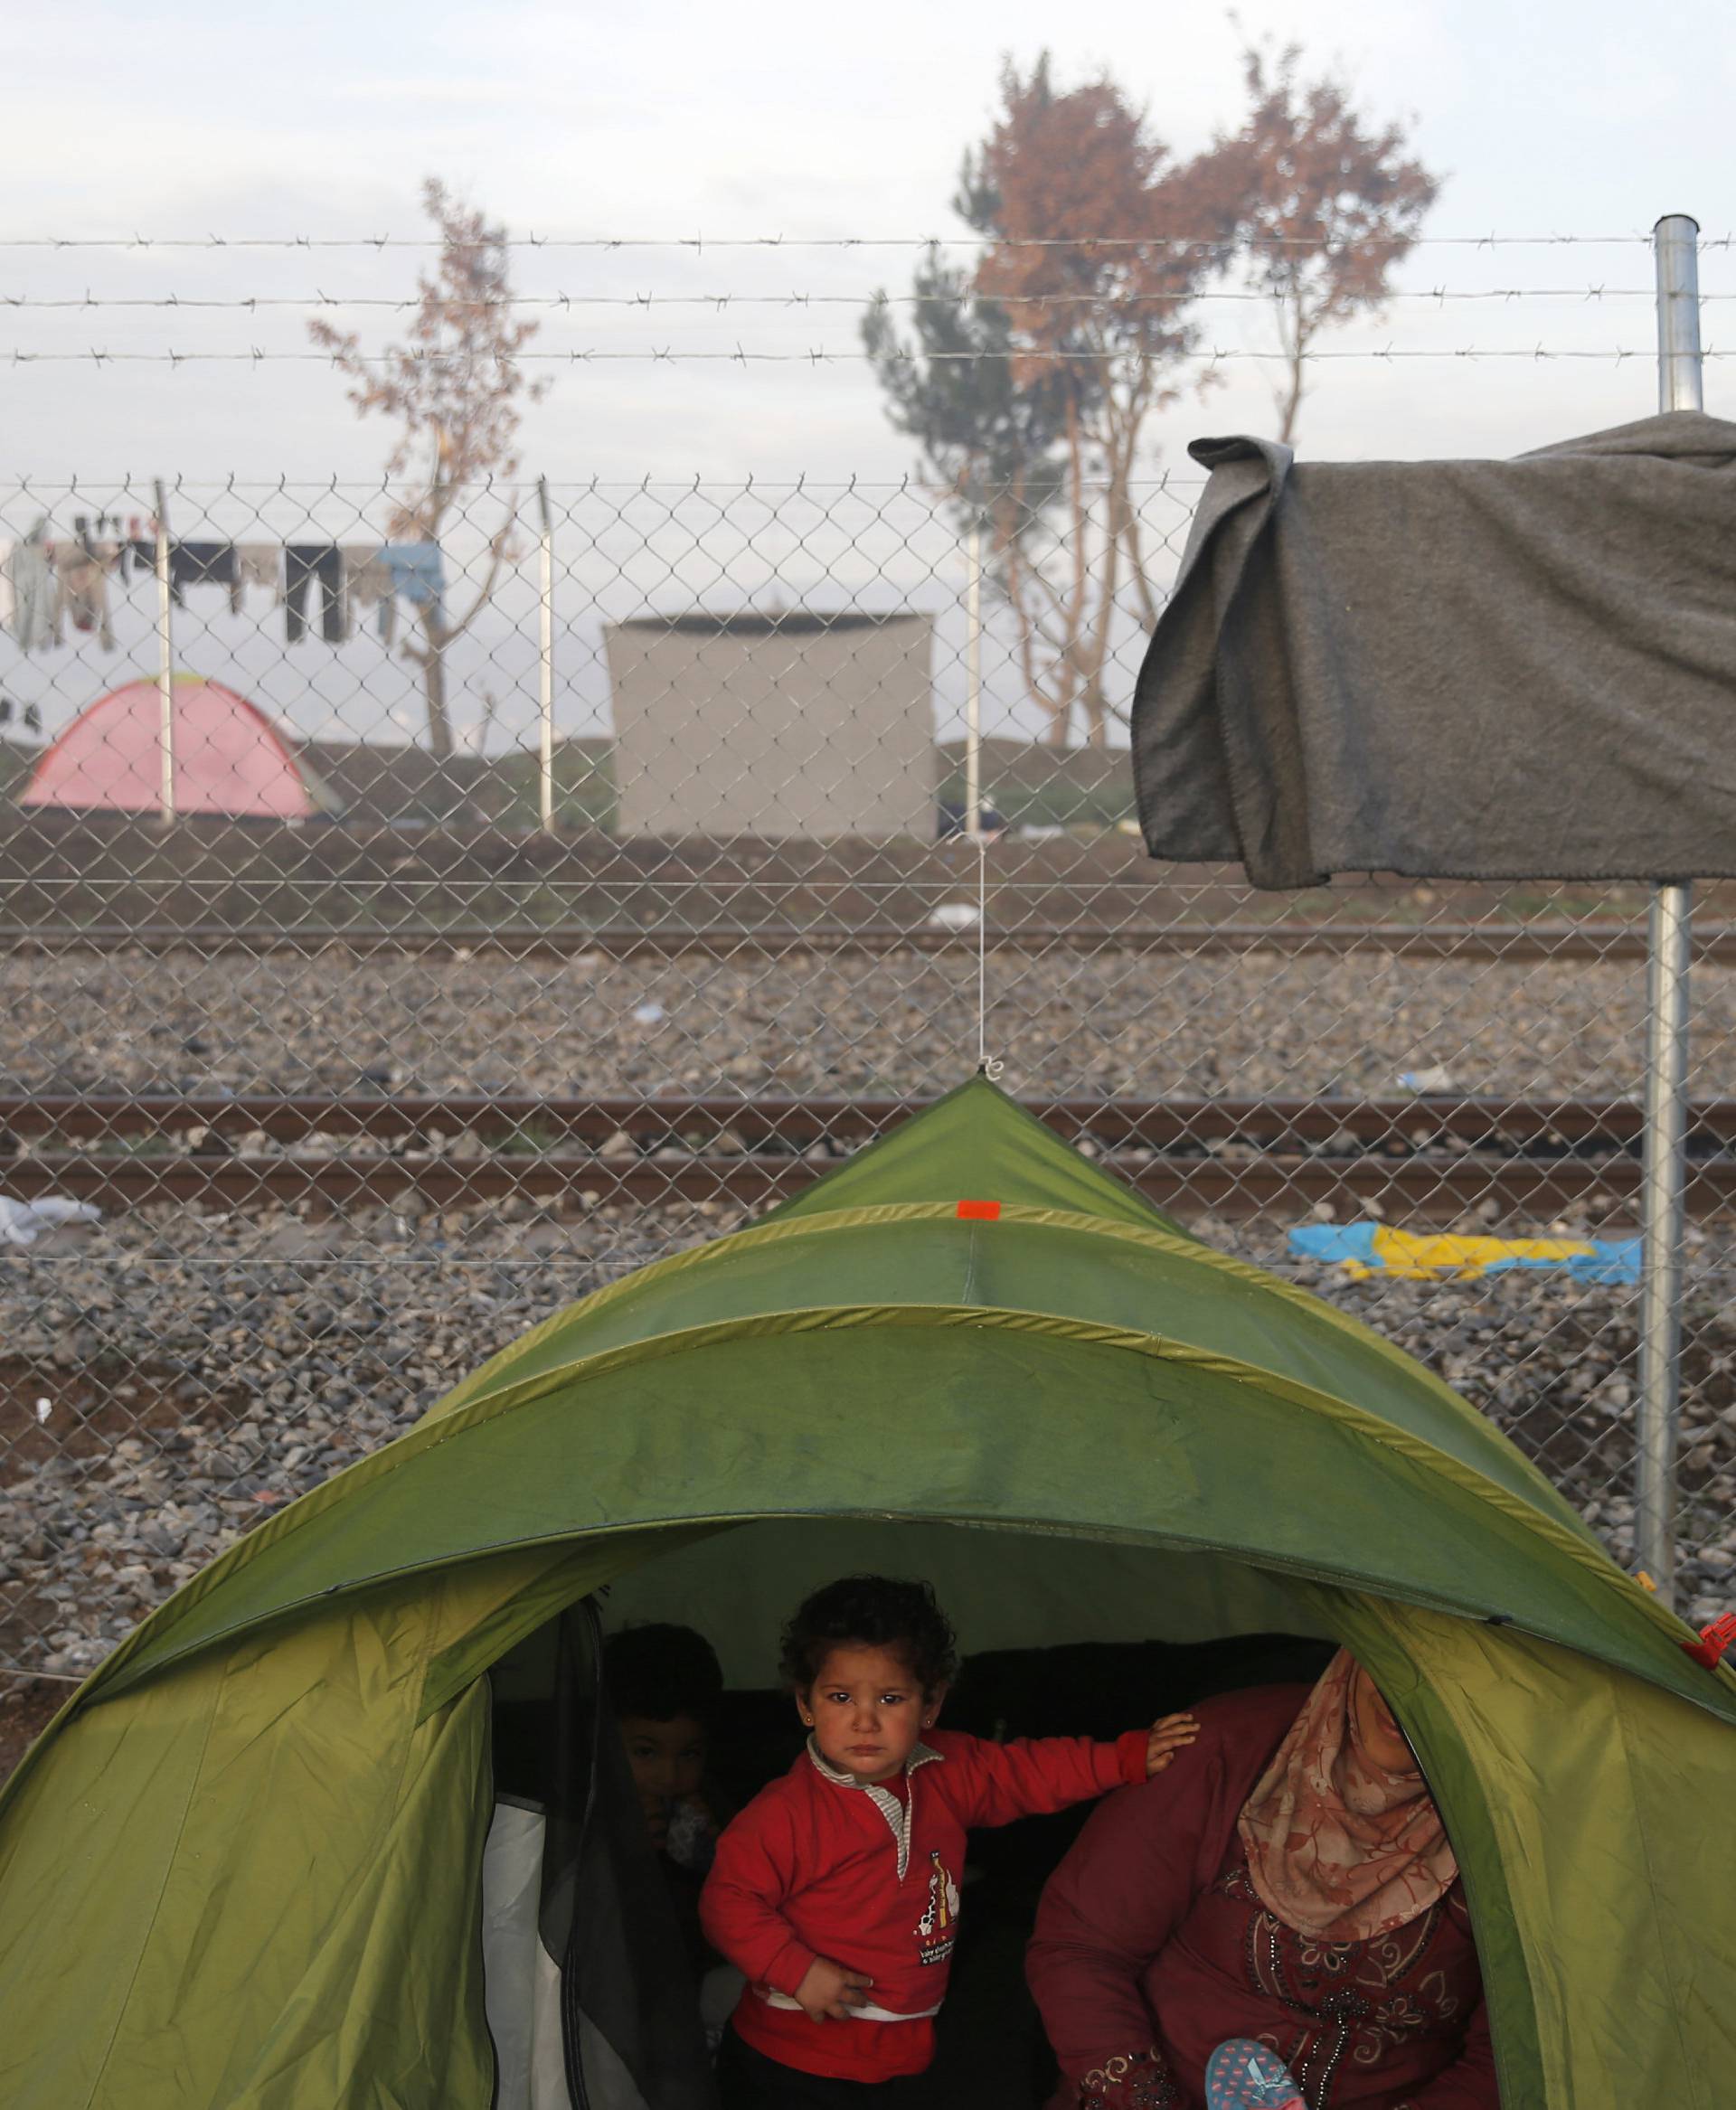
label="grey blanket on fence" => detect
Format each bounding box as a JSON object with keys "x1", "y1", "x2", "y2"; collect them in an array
[{"x1": 1131, "y1": 410, "x2": 1736, "y2": 888}]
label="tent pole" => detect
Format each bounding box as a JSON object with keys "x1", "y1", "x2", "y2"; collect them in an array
[
  {"x1": 965, "y1": 523, "x2": 983, "y2": 838},
  {"x1": 153, "y1": 478, "x2": 175, "y2": 826},
  {"x1": 1637, "y1": 213, "x2": 1701, "y2": 1605},
  {"x1": 537, "y1": 476, "x2": 555, "y2": 834}
]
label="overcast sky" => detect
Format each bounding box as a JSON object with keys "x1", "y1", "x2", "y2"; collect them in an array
[{"x1": 7, "y1": 0, "x2": 1736, "y2": 488}]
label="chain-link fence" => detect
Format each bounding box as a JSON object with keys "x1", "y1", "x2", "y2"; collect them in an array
[{"x1": 2, "y1": 472, "x2": 1732, "y2": 1714}]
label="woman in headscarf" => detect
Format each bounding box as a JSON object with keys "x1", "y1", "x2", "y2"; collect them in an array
[{"x1": 1026, "y1": 1653, "x2": 1497, "y2": 2109}]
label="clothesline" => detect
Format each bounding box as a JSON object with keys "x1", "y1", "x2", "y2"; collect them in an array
[{"x1": 0, "y1": 525, "x2": 447, "y2": 654}]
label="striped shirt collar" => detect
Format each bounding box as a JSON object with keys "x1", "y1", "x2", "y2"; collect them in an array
[{"x1": 806, "y1": 1735, "x2": 944, "y2": 1879}]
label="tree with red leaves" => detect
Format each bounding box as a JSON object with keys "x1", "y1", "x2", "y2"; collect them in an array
[
  {"x1": 869, "y1": 58, "x2": 1241, "y2": 747},
  {"x1": 1228, "y1": 43, "x2": 1440, "y2": 444},
  {"x1": 867, "y1": 50, "x2": 1439, "y2": 749},
  {"x1": 967, "y1": 60, "x2": 1247, "y2": 743},
  {"x1": 310, "y1": 180, "x2": 547, "y2": 761}
]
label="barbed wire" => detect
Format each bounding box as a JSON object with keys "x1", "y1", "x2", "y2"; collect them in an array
[
  {"x1": 7, "y1": 344, "x2": 1720, "y2": 367},
  {"x1": 2, "y1": 287, "x2": 1723, "y2": 313},
  {"x1": 0, "y1": 231, "x2": 1720, "y2": 252},
  {"x1": 0, "y1": 472, "x2": 1214, "y2": 495}
]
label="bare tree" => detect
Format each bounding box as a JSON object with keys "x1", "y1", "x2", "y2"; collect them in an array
[
  {"x1": 1230, "y1": 42, "x2": 1441, "y2": 444},
  {"x1": 310, "y1": 179, "x2": 547, "y2": 761}
]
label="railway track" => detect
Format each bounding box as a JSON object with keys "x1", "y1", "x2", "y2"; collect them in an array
[
  {"x1": 6, "y1": 1091, "x2": 1736, "y2": 1219},
  {"x1": 5, "y1": 922, "x2": 1736, "y2": 963}
]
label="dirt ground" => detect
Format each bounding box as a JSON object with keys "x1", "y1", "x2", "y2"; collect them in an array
[{"x1": 0, "y1": 1679, "x2": 64, "y2": 1787}]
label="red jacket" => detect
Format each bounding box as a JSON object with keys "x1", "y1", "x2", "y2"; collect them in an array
[
  {"x1": 1027, "y1": 1687, "x2": 1498, "y2": 2110},
  {"x1": 702, "y1": 1727, "x2": 1148, "y2": 2081}
]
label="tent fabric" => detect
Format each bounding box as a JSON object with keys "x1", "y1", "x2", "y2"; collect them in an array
[
  {"x1": 19, "y1": 674, "x2": 334, "y2": 818},
  {"x1": 1130, "y1": 411, "x2": 1736, "y2": 887},
  {"x1": 0, "y1": 1563, "x2": 505, "y2": 2107},
  {"x1": 1323, "y1": 1590, "x2": 1736, "y2": 2108},
  {"x1": 0, "y1": 1078, "x2": 1732, "y2": 2108}
]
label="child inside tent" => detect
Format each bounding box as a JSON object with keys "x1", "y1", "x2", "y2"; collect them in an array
[{"x1": 700, "y1": 1575, "x2": 1197, "y2": 2107}]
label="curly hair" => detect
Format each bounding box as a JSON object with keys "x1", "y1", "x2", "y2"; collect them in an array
[{"x1": 778, "y1": 1575, "x2": 958, "y2": 1697}]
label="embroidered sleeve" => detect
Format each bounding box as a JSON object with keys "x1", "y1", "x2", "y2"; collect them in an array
[{"x1": 1071, "y1": 2047, "x2": 1182, "y2": 2110}]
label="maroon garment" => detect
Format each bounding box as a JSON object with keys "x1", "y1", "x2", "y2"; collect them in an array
[{"x1": 1027, "y1": 1687, "x2": 1499, "y2": 2110}]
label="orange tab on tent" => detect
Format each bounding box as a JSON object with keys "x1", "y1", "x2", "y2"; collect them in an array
[{"x1": 956, "y1": 1200, "x2": 1001, "y2": 1221}]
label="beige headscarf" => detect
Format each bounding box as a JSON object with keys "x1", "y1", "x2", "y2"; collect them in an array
[{"x1": 1236, "y1": 1651, "x2": 1458, "y2": 1943}]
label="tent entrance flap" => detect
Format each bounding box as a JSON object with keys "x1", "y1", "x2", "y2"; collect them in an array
[
  {"x1": 484, "y1": 1601, "x2": 717, "y2": 2110},
  {"x1": 586, "y1": 1521, "x2": 1538, "y2": 2108}
]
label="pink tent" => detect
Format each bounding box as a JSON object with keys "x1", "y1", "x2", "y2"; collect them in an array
[{"x1": 20, "y1": 675, "x2": 328, "y2": 819}]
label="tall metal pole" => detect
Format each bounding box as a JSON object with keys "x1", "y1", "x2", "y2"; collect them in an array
[
  {"x1": 537, "y1": 477, "x2": 555, "y2": 834},
  {"x1": 965, "y1": 524, "x2": 983, "y2": 838},
  {"x1": 153, "y1": 478, "x2": 176, "y2": 826},
  {"x1": 1637, "y1": 213, "x2": 1701, "y2": 1603}
]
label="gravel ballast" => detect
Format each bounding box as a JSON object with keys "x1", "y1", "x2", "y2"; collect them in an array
[{"x1": 5, "y1": 945, "x2": 1736, "y2": 1099}]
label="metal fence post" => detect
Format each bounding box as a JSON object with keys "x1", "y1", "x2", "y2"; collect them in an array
[
  {"x1": 153, "y1": 477, "x2": 175, "y2": 825},
  {"x1": 1637, "y1": 212, "x2": 1702, "y2": 1602},
  {"x1": 537, "y1": 476, "x2": 555, "y2": 834},
  {"x1": 965, "y1": 523, "x2": 983, "y2": 838}
]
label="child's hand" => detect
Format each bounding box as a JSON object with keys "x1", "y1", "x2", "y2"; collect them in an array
[
  {"x1": 1145, "y1": 1712, "x2": 1199, "y2": 1777},
  {"x1": 794, "y1": 1955, "x2": 874, "y2": 2021}
]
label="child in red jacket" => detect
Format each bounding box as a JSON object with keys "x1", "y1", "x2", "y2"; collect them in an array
[{"x1": 700, "y1": 1575, "x2": 1197, "y2": 2108}]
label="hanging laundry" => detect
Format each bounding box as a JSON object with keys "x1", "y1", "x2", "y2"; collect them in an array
[
  {"x1": 1287, "y1": 1220, "x2": 1642, "y2": 1286},
  {"x1": 6, "y1": 523, "x2": 56, "y2": 652},
  {"x1": 0, "y1": 542, "x2": 13, "y2": 634},
  {"x1": 341, "y1": 546, "x2": 396, "y2": 644},
  {"x1": 284, "y1": 545, "x2": 345, "y2": 644},
  {"x1": 74, "y1": 516, "x2": 132, "y2": 583},
  {"x1": 179, "y1": 542, "x2": 241, "y2": 615},
  {"x1": 382, "y1": 542, "x2": 446, "y2": 631},
  {"x1": 52, "y1": 541, "x2": 117, "y2": 651},
  {"x1": 127, "y1": 539, "x2": 242, "y2": 613},
  {"x1": 236, "y1": 543, "x2": 282, "y2": 608}
]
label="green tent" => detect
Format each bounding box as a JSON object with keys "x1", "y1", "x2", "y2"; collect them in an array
[{"x1": 1, "y1": 1078, "x2": 1732, "y2": 2106}]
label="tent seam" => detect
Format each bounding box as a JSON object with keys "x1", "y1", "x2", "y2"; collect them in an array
[
  {"x1": 420, "y1": 1204, "x2": 1591, "y2": 1542},
  {"x1": 412, "y1": 1205, "x2": 1215, "y2": 1425},
  {"x1": 408, "y1": 1305, "x2": 1664, "y2": 1614},
  {"x1": 89, "y1": 1307, "x2": 1724, "y2": 1719},
  {"x1": 100, "y1": 1305, "x2": 1697, "y2": 1680}
]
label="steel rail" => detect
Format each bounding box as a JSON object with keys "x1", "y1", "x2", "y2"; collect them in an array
[
  {"x1": 0, "y1": 1153, "x2": 1722, "y2": 1217},
  {"x1": 6, "y1": 922, "x2": 1736, "y2": 962},
  {"x1": 6, "y1": 1091, "x2": 1736, "y2": 1220},
  {"x1": 4, "y1": 1088, "x2": 1732, "y2": 1147}
]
